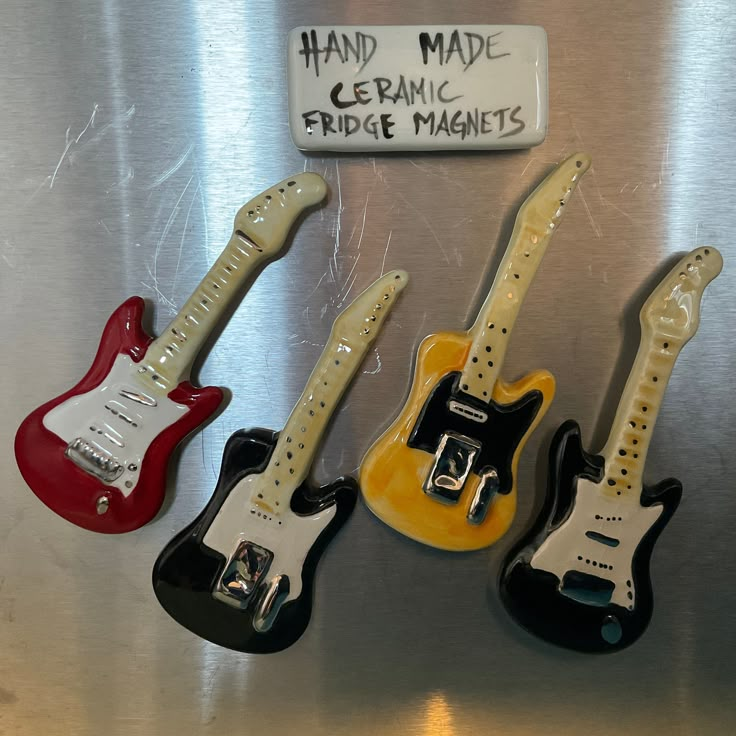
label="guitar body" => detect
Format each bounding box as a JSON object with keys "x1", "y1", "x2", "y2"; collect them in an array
[
  {"x1": 152, "y1": 429, "x2": 357, "y2": 653},
  {"x1": 14, "y1": 297, "x2": 223, "y2": 534},
  {"x1": 360, "y1": 331, "x2": 555, "y2": 551},
  {"x1": 500, "y1": 420, "x2": 682, "y2": 652}
]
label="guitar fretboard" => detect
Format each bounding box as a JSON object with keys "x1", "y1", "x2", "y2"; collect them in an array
[
  {"x1": 600, "y1": 341, "x2": 681, "y2": 495},
  {"x1": 142, "y1": 173, "x2": 327, "y2": 389},
  {"x1": 254, "y1": 271, "x2": 408, "y2": 514},
  {"x1": 459, "y1": 153, "x2": 591, "y2": 401},
  {"x1": 600, "y1": 246, "x2": 722, "y2": 497},
  {"x1": 143, "y1": 234, "x2": 267, "y2": 388}
]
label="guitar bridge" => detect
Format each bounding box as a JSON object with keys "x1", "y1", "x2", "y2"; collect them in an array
[
  {"x1": 66, "y1": 438, "x2": 123, "y2": 483},
  {"x1": 212, "y1": 539, "x2": 274, "y2": 610},
  {"x1": 424, "y1": 432, "x2": 481, "y2": 504}
]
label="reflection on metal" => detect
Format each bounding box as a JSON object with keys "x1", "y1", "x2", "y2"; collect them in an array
[
  {"x1": 421, "y1": 692, "x2": 456, "y2": 736},
  {"x1": 3, "y1": 0, "x2": 736, "y2": 733}
]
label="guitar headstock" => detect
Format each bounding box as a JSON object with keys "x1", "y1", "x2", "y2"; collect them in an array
[
  {"x1": 520, "y1": 151, "x2": 591, "y2": 236},
  {"x1": 333, "y1": 270, "x2": 409, "y2": 345},
  {"x1": 640, "y1": 246, "x2": 722, "y2": 344},
  {"x1": 231, "y1": 172, "x2": 328, "y2": 255}
]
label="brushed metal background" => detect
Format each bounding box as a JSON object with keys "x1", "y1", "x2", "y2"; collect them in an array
[{"x1": 2, "y1": 2, "x2": 735, "y2": 734}]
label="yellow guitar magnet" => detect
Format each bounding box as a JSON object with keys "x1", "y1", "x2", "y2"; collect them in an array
[{"x1": 360, "y1": 153, "x2": 590, "y2": 551}]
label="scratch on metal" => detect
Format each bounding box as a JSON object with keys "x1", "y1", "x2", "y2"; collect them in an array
[{"x1": 146, "y1": 142, "x2": 196, "y2": 190}]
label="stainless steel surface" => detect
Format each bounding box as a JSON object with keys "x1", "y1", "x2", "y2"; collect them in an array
[{"x1": 2, "y1": 1, "x2": 735, "y2": 734}]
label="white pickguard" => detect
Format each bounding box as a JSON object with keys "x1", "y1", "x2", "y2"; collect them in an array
[
  {"x1": 202, "y1": 473, "x2": 336, "y2": 606},
  {"x1": 43, "y1": 353, "x2": 190, "y2": 496},
  {"x1": 530, "y1": 478, "x2": 663, "y2": 609}
]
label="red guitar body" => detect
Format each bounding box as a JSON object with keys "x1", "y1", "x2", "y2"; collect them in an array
[{"x1": 14, "y1": 297, "x2": 223, "y2": 534}]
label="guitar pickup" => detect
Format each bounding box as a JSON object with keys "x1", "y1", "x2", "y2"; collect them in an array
[
  {"x1": 212, "y1": 539, "x2": 273, "y2": 610},
  {"x1": 66, "y1": 438, "x2": 123, "y2": 483},
  {"x1": 424, "y1": 432, "x2": 481, "y2": 504},
  {"x1": 448, "y1": 400, "x2": 488, "y2": 424}
]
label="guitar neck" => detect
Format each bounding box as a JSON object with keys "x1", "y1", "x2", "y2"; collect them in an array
[
  {"x1": 144, "y1": 173, "x2": 327, "y2": 387},
  {"x1": 600, "y1": 337, "x2": 680, "y2": 493},
  {"x1": 256, "y1": 271, "x2": 408, "y2": 512},
  {"x1": 600, "y1": 246, "x2": 722, "y2": 495},
  {"x1": 460, "y1": 153, "x2": 591, "y2": 401}
]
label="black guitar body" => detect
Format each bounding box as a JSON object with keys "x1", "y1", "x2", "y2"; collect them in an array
[
  {"x1": 500, "y1": 420, "x2": 682, "y2": 653},
  {"x1": 152, "y1": 428, "x2": 357, "y2": 654},
  {"x1": 408, "y1": 372, "x2": 544, "y2": 494}
]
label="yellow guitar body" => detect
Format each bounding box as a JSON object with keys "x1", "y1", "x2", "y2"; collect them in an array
[{"x1": 360, "y1": 331, "x2": 555, "y2": 551}]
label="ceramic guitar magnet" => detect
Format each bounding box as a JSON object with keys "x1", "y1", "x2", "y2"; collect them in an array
[
  {"x1": 288, "y1": 25, "x2": 547, "y2": 152},
  {"x1": 14, "y1": 173, "x2": 327, "y2": 534},
  {"x1": 360, "y1": 153, "x2": 590, "y2": 551},
  {"x1": 152, "y1": 270, "x2": 408, "y2": 654},
  {"x1": 500, "y1": 246, "x2": 722, "y2": 653}
]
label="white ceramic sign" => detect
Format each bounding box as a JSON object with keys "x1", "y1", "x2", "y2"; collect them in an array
[{"x1": 287, "y1": 25, "x2": 548, "y2": 152}]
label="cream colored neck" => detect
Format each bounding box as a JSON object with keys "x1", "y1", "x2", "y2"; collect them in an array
[
  {"x1": 255, "y1": 271, "x2": 408, "y2": 512},
  {"x1": 142, "y1": 172, "x2": 327, "y2": 388},
  {"x1": 145, "y1": 233, "x2": 267, "y2": 386},
  {"x1": 600, "y1": 335, "x2": 680, "y2": 493},
  {"x1": 460, "y1": 153, "x2": 591, "y2": 401},
  {"x1": 600, "y1": 246, "x2": 722, "y2": 496}
]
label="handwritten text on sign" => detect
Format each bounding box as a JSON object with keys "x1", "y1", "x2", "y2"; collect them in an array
[{"x1": 287, "y1": 26, "x2": 548, "y2": 152}]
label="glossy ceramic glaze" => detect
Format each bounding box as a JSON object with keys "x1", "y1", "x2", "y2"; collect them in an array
[
  {"x1": 501, "y1": 246, "x2": 722, "y2": 652},
  {"x1": 153, "y1": 272, "x2": 407, "y2": 652},
  {"x1": 14, "y1": 173, "x2": 327, "y2": 533},
  {"x1": 5, "y1": 3, "x2": 736, "y2": 732},
  {"x1": 288, "y1": 25, "x2": 548, "y2": 151},
  {"x1": 360, "y1": 154, "x2": 588, "y2": 551}
]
